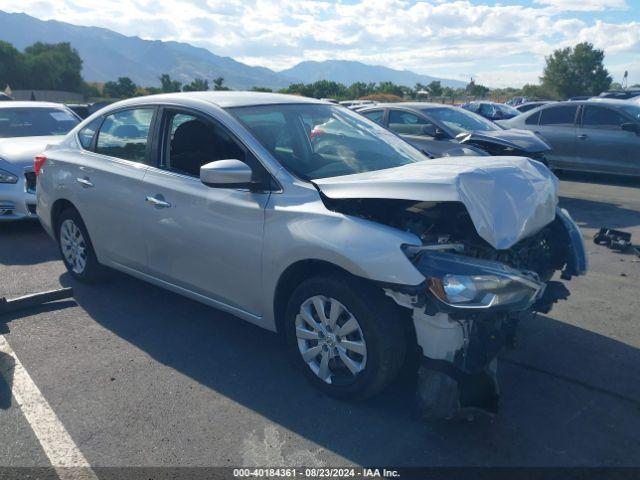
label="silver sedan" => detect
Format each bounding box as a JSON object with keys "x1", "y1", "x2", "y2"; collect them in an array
[
  {"x1": 0, "y1": 101, "x2": 79, "y2": 220},
  {"x1": 499, "y1": 100, "x2": 640, "y2": 176},
  {"x1": 37, "y1": 92, "x2": 586, "y2": 417}
]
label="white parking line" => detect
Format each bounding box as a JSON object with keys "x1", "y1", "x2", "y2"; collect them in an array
[{"x1": 0, "y1": 335, "x2": 98, "y2": 480}]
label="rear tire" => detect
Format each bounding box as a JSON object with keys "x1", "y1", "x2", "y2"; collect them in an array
[
  {"x1": 284, "y1": 273, "x2": 406, "y2": 400},
  {"x1": 57, "y1": 208, "x2": 108, "y2": 283}
]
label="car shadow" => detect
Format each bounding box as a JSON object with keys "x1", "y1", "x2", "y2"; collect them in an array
[
  {"x1": 559, "y1": 196, "x2": 640, "y2": 230},
  {"x1": 59, "y1": 272, "x2": 640, "y2": 466},
  {"x1": 556, "y1": 171, "x2": 640, "y2": 189},
  {"x1": 0, "y1": 221, "x2": 59, "y2": 266}
]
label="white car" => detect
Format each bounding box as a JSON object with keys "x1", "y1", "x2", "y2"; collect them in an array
[{"x1": 0, "y1": 101, "x2": 80, "y2": 220}]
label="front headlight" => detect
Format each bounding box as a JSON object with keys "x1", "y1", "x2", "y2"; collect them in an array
[
  {"x1": 405, "y1": 248, "x2": 544, "y2": 311},
  {"x1": 0, "y1": 168, "x2": 18, "y2": 184}
]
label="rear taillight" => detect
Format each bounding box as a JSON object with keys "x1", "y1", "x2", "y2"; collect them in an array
[{"x1": 34, "y1": 155, "x2": 47, "y2": 176}]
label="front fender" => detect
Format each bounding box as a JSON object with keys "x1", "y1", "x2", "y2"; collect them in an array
[
  {"x1": 261, "y1": 195, "x2": 426, "y2": 326},
  {"x1": 556, "y1": 207, "x2": 588, "y2": 278}
]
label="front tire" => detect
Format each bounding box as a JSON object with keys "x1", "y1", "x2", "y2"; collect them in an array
[
  {"x1": 57, "y1": 208, "x2": 107, "y2": 283},
  {"x1": 284, "y1": 274, "x2": 406, "y2": 400}
]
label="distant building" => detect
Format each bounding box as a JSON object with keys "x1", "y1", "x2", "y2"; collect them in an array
[{"x1": 10, "y1": 90, "x2": 83, "y2": 102}]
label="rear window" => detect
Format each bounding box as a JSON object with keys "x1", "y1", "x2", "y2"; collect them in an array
[
  {"x1": 0, "y1": 107, "x2": 79, "y2": 138},
  {"x1": 95, "y1": 109, "x2": 154, "y2": 162},
  {"x1": 539, "y1": 106, "x2": 578, "y2": 126}
]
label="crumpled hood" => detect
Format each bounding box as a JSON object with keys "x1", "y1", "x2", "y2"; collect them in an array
[
  {"x1": 0, "y1": 136, "x2": 62, "y2": 170},
  {"x1": 313, "y1": 156, "x2": 559, "y2": 250},
  {"x1": 456, "y1": 128, "x2": 551, "y2": 154}
]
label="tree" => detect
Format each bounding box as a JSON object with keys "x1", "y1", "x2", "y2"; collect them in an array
[
  {"x1": 22, "y1": 42, "x2": 84, "y2": 92},
  {"x1": 159, "y1": 74, "x2": 182, "y2": 93},
  {"x1": 541, "y1": 42, "x2": 612, "y2": 98},
  {"x1": 250, "y1": 86, "x2": 273, "y2": 92},
  {"x1": 0, "y1": 41, "x2": 24, "y2": 89},
  {"x1": 103, "y1": 77, "x2": 137, "y2": 98},
  {"x1": 426, "y1": 80, "x2": 443, "y2": 97},
  {"x1": 466, "y1": 79, "x2": 489, "y2": 97},
  {"x1": 183, "y1": 78, "x2": 209, "y2": 91},
  {"x1": 213, "y1": 77, "x2": 230, "y2": 91}
]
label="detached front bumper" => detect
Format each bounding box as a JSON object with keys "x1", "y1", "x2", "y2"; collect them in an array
[
  {"x1": 384, "y1": 208, "x2": 587, "y2": 417},
  {"x1": 0, "y1": 169, "x2": 38, "y2": 221}
]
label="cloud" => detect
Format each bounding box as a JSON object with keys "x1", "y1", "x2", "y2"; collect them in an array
[
  {"x1": 534, "y1": 0, "x2": 628, "y2": 13},
  {"x1": 0, "y1": 0, "x2": 637, "y2": 87}
]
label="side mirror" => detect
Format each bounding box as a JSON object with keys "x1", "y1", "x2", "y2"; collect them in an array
[
  {"x1": 200, "y1": 159, "x2": 254, "y2": 188},
  {"x1": 621, "y1": 123, "x2": 640, "y2": 135},
  {"x1": 422, "y1": 125, "x2": 447, "y2": 139},
  {"x1": 421, "y1": 124, "x2": 437, "y2": 136}
]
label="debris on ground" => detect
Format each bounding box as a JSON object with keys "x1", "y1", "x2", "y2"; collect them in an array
[{"x1": 594, "y1": 227, "x2": 639, "y2": 257}]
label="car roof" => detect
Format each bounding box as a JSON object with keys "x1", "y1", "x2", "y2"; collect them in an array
[
  {"x1": 358, "y1": 102, "x2": 457, "y2": 111},
  {"x1": 106, "y1": 91, "x2": 324, "y2": 109},
  {"x1": 0, "y1": 101, "x2": 70, "y2": 109}
]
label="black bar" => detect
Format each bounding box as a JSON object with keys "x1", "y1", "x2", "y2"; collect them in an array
[{"x1": 0, "y1": 288, "x2": 74, "y2": 314}]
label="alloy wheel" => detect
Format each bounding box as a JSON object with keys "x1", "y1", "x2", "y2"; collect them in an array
[
  {"x1": 295, "y1": 295, "x2": 367, "y2": 385},
  {"x1": 60, "y1": 219, "x2": 88, "y2": 274}
]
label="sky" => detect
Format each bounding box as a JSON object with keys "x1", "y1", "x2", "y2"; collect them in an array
[{"x1": 2, "y1": 0, "x2": 639, "y2": 87}]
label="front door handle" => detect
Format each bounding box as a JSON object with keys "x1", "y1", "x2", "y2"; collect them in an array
[
  {"x1": 145, "y1": 195, "x2": 172, "y2": 209},
  {"x1": 76, "y1": 177, "x2": 94, "y2": 188},
  {"x1": 578, "y1": 134, "x2": 588, "y2": 140}
]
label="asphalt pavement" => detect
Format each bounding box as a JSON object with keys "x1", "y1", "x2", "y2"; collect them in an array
[{"x1": 1, "y1": 172, "x2": 639, "y2": 470}]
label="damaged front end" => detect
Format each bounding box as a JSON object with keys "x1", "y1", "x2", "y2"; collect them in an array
[{"x1": 325, "y1": 196, "x2": 587, "y2": 418}]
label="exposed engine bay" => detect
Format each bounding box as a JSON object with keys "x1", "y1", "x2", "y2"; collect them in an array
[{"x1": 322, "y1": 195, "x2": 587, "y2": 418}]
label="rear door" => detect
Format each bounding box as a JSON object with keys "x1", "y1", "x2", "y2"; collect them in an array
[
  {"x1": 73, "y1": 107, "x2": 156, "y2": 271},
  {"x1": 531, "y1": 105, "x2": 579, "y2": 169},
  {"x1": 576, "y1": 105, "x2": 640, "y2": 175}
]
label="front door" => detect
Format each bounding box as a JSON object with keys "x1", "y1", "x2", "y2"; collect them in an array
[
  {"x1": 576, "y1": 105, "x2": 640, "y2": 175},
  {"x1": 142, "y1": 109, "x2": 270, "y2": 316}
]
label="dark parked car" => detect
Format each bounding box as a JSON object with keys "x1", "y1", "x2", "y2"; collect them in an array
[
  {"x1": 498, "y1": 100, "x2": 640, "y2": 176},
  {"x1": 598, "y1": 90, "x2": 640, "y2": 100},
  {"x1": 65, "y1": 103, "x2": 91, "y2": 119},
  {"x1": 516, "y1": 101, "x2": 555, "y2": 113},
  {"x1": 358, "y1": 103, "x2": 550, "y2": 161},
  {"x1": 461, "y1": 101, "x2": 521, "y2": 121}
]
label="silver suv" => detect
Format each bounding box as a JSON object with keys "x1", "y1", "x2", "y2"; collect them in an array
[{"x1": 37, "y1": 92, "x2": 587, "y2": 417}]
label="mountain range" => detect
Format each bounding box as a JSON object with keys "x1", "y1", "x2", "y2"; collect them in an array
[{"x1": 0, "y1": 10, "x2": 466, "y2": 90}]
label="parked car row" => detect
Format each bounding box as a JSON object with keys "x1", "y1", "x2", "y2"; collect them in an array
[{"x1": 356, "y1": 102, "x2": 550, "y2": 160}]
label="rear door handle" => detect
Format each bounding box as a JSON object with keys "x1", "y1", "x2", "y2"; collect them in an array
[
  {"x1": 76, "y1": 177, "x2": 94, "y2": 188},
  {"x1": 145, "y1": 195, "x2": 172, "y2": 209},
  {"x1": 578, "y1": 134, "x2": 588, "y2": 140}
]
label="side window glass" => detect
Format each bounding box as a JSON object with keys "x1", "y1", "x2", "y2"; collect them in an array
[
  {"x1": 388, "y1": 110, "x2": 431, "y2": 135},
  {"x1": 166, "y1": 112, "x2": 245, "y2": 177},
  {"x1": 78, "y1": 117, "x2": 102, "y2": 150},
  {"x1": 583, "y1": 107, "x2": 628, "y2": 130},
  {"x1": 362, "y1": 110, "x2": 384, "y2": 125},
  {"x1": 96, "y1": 109, "x2": 154, "y2": 162},
  {"x1": 539, "y1": 106, "x2": 577, "y2": 126},
  {"x1": 525, "y1": 111, "x2": 540, "y2": 126}
]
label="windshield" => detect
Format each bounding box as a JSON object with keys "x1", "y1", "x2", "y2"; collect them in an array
[
  {"x1": 496, "y1": 103, "x2": 520, "y2": 117},
  {"x1": 0, "y1": 108, "x2": 79, "y2": 138},
  {"x1": 620, "y1": 104, "x2": 640, "y2": 122},
  {"x1": 423, "y1": 107, "x2": 500, "y2": 134},
  {"x1": 228, "y1": 104, "x2": 427, "y2": 180}
]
